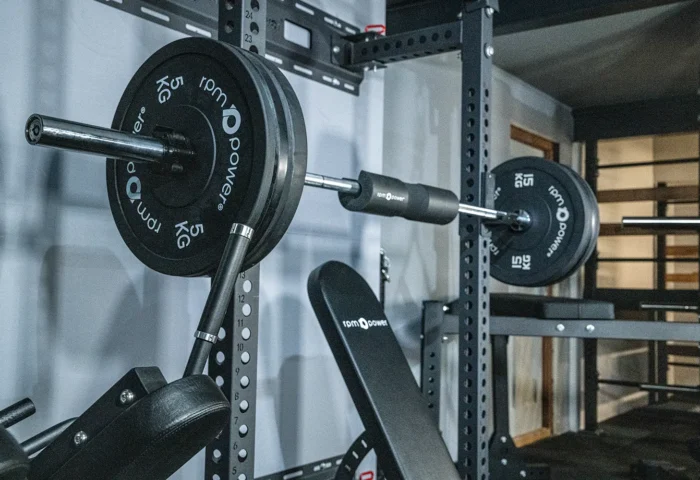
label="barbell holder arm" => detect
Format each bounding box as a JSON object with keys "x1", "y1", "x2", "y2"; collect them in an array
[
  {"x1": 21, "y1": 418, "x2": 76, "y2": 456},
  {"x1": 184, "y1": 223, "x2": 254, "y2": 377},
  {"x1": 25, "y1": 114, "x2": 194, "y2": 172},
  {"x1": 0, "y1": 398, "x2": 35, "y2": 429},
  {"x1": 24, "y1": 114, "x2": 530, "y2": 230},
  {"x1": 622, "y1": 217, "x2": 700, "y2": 230}
]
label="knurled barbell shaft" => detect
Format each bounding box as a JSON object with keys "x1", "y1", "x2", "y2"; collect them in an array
[{"x1": 24, "y1": 114, "x2": 531, "y2": 230}]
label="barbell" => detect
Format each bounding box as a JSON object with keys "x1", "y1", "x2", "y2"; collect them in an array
[
  {"x1": 25, "y1": 37, "x2": 599, "y2": 289},
  {"x1": 623, "y1": 217, "x2": 700, "y2": 230}
]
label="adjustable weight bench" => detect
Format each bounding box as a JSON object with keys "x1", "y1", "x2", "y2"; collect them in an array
[{"x1": 308, "y1": 261, "x2": 460, "y2": 480}]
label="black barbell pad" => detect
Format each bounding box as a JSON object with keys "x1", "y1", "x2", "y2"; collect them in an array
[
  {"x1": 0, "y1": 426, "x2": 29, "y2": 480},
  {"x1": 338, "y1": 171, "x2": 459, "y2": 225},
  {"x1": 307, "y1": 261, "x2": 461, "y2": 480}
]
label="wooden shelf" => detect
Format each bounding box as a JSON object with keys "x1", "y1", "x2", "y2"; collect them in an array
[
  {"x1": 666, "y1": 245, "x2": 699, "y2": 257},
  {"x1": 666, "y1": 272, "x2": 699, "y2": 283},
  {"x1": 600, "y1": 224, "x2": 696, "y2": 236},
  {"x1": 597, "y1": 185, "x2": 699, "y2": 203}
]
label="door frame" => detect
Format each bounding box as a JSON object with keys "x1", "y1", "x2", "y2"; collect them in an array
[{"x1": 510, "y1": 124, "x2": 558, "y2": 447}]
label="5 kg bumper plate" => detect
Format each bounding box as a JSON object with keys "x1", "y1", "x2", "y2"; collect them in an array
[{"x1": 107, "y1": 38, "x2": 307, "y2": 277}]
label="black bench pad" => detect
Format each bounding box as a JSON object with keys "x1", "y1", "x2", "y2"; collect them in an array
[
  {"x1": 491, "y1": 293, "x2": 614, "y2": 319},
  {"x1": 308, "y1": 261, "x2": 460, "y2": 480}
]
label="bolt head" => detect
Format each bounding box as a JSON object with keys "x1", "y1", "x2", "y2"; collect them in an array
[
  {"x1": 520, "y1": 471, "x2": 527, "y2": 478},
  {"x1": 73, "y1": 431, "x2": 88, "y2": 447},
  {"x1": 501, "y1": 458, "x2": 508, "y2": 466},
  {"x1": 486, "y1": 7, "x2": 494, "y2": 17},
  {"x1": 332, "y1": 46, "x2": 340, "y2": 54},
  {"x1": 500, "y1": 436, "x2": 507, "y2": 443},
  {"x1": 556, "y1": 323, "x2": 565, "y2": 332},
  {"x1": 586, "y1": 324, "x2": 595, "y2": 333},
  {"x1": 119, "y1": 389, "x2": 136, "y2": 406},
  {"x1": 485, "y1": 44, "x2": 495, "y2": 58}
]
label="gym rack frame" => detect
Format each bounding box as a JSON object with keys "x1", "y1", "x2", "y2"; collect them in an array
[{"x1": 94, "y1": 1, "x2": 497, "y2": 479}]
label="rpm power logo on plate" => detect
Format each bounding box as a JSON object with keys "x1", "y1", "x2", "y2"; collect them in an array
[{"x1": 342, "y1": 317, "x2": 389, "y2": 330}]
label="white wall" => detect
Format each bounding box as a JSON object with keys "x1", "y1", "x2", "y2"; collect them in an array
[
  {"x1": 381, "y1": 52, "x2": 579, "y2": 459},
  {"x1": 0, "y1": 1, "x2": 384, "y2": 478}
]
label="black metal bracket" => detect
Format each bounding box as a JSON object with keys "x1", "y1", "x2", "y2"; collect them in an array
[
  {"x1": 421, "y1": 302, "x2": 447, "y2": 423},
  {"x1": 420, "y1": 305, "x2": 553, "y2": 480},
  {"x1": 339, "y1": 22, "x2": 461, "y2": 68},
  {"x1": 489, "y1": 335, "x2": 551, "y2": 480},
  {"x1": 265, "y1": 0, "x2": 364, "y2": 95},
  {"x1": 93, "y1": 0, "x2": 365, "y2": 95},
  {"x1": 94, "y1": 0, "x2": 218, "y2": 39}
]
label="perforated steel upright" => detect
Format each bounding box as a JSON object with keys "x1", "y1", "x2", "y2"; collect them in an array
[
  {"x1": 205, "y1": 3, "x2": 268, "y2": 480},
  {"x1": 458, "y1": 2, "x2": 496, "y2": 479}
]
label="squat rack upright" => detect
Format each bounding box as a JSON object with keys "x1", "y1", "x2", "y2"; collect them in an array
[{"x1": 214, "y1": 2, "x2": 495, "y2": 478}]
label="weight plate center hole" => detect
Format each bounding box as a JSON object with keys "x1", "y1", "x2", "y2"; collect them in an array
[
  {"x1": 150, "y1": 105, "x2": 216, "y2": 209},
  {"x1": 510, "y1": 209, "x2": 531, "y2": 233}
]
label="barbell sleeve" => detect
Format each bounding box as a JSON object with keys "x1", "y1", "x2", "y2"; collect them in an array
[
  {"x1": 622, "y1": 217, "x2": 700, "y2": 230},
  {"x1": 25, "y1": 114, "x2": 194, "y2": 171},
  {"x1": 25, "y1": 114, "x2": 531, "y2": 230},
  {"x1": 304, "y1": 172, "x2": 360, "y2": 195}
]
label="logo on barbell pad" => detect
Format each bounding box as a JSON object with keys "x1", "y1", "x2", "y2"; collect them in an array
[
  {"x1": 376, "y1": 192, "x2": 406, "y2": 202},
  {"x1": 342, "y1": 317, "x2": 389, "y2": 330},
  {"x1": 556, "y1": 207, "x2": 570, "y2": 222}
]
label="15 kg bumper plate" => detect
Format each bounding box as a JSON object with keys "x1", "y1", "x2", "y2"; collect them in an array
[{"x1": 489, "y1": 157, "x2": 598, "y2": 287}]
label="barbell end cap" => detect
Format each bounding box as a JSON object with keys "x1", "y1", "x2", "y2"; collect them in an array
[
  {"x1": 25, "y1": 114, "x2": 44, "y2": 145},
  {"x1": 194, "y1": 331, "x2": 219, "y2": 344}
]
